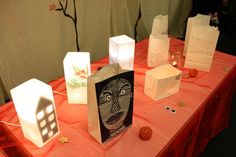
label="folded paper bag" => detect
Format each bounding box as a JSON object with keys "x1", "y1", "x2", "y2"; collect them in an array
[
  {"x1": 144, "y1": 64, "x2": 182, "y2": 101},
  {"x1": 184, "y1": 25, "x2": 219, "y2": 72},
  {"x1": 87, "y1": 64, "x2": 134, "y2": 144},
  {"x1": 151, "y1": 14, "x2": 168, "y2": 35},
  {"x1": 184, "y1": 14, "x2": 211, "y2": 56},
  {"x1": 147, "y1": 34, "x2": 170, "y2": 67}
]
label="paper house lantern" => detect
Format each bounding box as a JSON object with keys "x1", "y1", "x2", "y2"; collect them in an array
[
  {"x1": 63, "y1": 52, "x2": 91, "y2": 104},
  {"x1": 144, "y1": 64, "x2": 182, "y2": 101},
  {"x1": 10, "y1": 78, "x2": 60, "y2": 148},
  {"x1": 109, "y1": 35, "x2": 135, "y2": 70},
  {"x1": 169, "y1": 51, "x2": 182, "y2": 68}
]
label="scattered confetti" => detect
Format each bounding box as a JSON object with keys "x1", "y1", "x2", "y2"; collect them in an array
[
  {"x1": 171, "y1": 109, "x2": 176, "y2": 113},
  {"x1": 165, "y1": 106, "x2": 171, "y2": 110},
  {"x1": 222, "y1": 67, "x2": 229, "y2": 72},
  {"x1": 164, "y1": 105, "x2": 177, "y2": 113},
  {"x1": 177, "y1": 101, "x2": 186, "y2": 107}
]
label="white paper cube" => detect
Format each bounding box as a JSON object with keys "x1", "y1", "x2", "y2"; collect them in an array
[
  {"x1": 10, "y1": 78, "x2": 60, "y2": 147},
  {"x1": 144, "y1": 64, "x2": 182, "y2": 101},
  {"x1": 151, "y1": 14, "x2": 168, "y2": 35},
  {"x1": 63, "y1": 52, "x2": 91, "y2": 104},
  {"x1": 147, "y1": 34, "x2": 170, "y2": 67},
  {"x1": 109, "y1": 35, "x2": 135, "y2": 70}
]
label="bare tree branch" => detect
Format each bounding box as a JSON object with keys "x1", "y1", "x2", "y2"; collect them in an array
[{"x1": 51, "y1": 0, "x2": 80, "y2": 51}]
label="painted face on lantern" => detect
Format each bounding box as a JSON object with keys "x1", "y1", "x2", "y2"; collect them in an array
[{"x1": 99, "y1": 78, "x2": 131, "y2": 130}]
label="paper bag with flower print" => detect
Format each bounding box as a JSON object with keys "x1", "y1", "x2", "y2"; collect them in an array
[{"x1": 63, "y1": 52, "x2": 91, "y2": 104}]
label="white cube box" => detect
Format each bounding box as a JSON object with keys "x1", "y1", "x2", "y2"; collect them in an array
[
  {"x1": 10, "y1": 78, "x2": 60, "y2": 148},
  {"x1": 144, "y1": 64, "x2": 182, "y2": 101},
  {"x1": 63, "y1": 52, "x2": 91, "y2": 104},
  {"x1": 109, "y1": 35, "x2": 135, "y2": 70}
]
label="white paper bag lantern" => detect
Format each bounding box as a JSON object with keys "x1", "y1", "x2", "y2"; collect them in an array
[
  {"x1": 184, "y1": 26, "x2": 219, "y2": 71},
  {"x1": 144, "y1": 64, "x2": 182, "y2": 101},
  {"x1": 109, "y1": 35, "x2": 135, "y2": 70},
  {"x1": 10, "y1": 78, "x2": 60, "y2": 148},
  {"x1": 63, "y1": 52, "x2": 91, "y2": 104},
  {"x1": 87, "y1": 64, "x2": 134, "y2": 143},
  {"x1": 151, "y1": 14, "x2": 168, "y2": 35},
  {"x1": 147, "y1": 34, "x2": 170, "y2": 67},
  {"x1": 184, "y1": 14, "x2": 210, "y2": 56}
]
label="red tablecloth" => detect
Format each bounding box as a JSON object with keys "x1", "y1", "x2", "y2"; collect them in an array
[{"x1": 0, "y1": 38, "x2": 236, "y2": 157}]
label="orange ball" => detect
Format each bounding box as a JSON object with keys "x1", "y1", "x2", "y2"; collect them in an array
[
  {"x1": 188, "y1": 68, "x2": 198, "y2": 78},
  {"x1": 139, "y1": 126, "x2": 152, "y2": 140}
]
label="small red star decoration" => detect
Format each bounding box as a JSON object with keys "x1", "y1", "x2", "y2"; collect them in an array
[
  {"x1": 58, "y1": 136, "x2": 69, "y2": 144},
  {"x1": 49, "y1": 4, "x2": 57, "y2": 11}
]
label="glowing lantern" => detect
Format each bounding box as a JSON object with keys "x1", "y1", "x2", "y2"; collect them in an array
[
  {"x1": 184, "y1": 14, "x2": 211, "y2": 56},
  {"x1": 63, "y1": 52, "x2": 91, "y2": 104},
  {"x1": 147, "y1": 34, "x2": 170, "y2": 67},
  {"x1": 10, "y1": 78, "x2": 60, "y2": 148},
  {"x1": 169, "y1": 51, "x2": 182, "y2": 68},
  {"x1": 109, "y1": 35, "x2": 135, "y2": 70}
]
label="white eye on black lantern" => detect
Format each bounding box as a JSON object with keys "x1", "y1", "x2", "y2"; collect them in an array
[
  {"x1": 106, "y1": 95, "x2": 111, "y2": 101},
  {"x1": 120, "y1": 89, "x2": 126, "y2": 95}
]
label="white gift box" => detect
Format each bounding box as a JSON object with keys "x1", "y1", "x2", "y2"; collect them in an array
[
  {"x1": 151, "y1": 14, "x2": 168, "y2": 35},
  {"x1": 109, "y1": 35, "x2": 135, "y2": 70},
  {"x1": 184, "y1": 25, "x2": 219, "y2": 71},
  {"x1": 184, "y1": 14, "x2": 211, "y2": 56},
  {"x1": 10, "y1": 78, "x2": 60, "y2": 147},
  {"x1": 144, "y1": 64, "x2": 182, "y2": 101},
  {"x1": 87, "y1": 64, "x2": 134, "y2": 144},
  {"x1": 63, "y1": 52, "x2": 91, "y2": 104},
  {"x1": 147, "y1": 34, "x2": 170, "y2": 67}
]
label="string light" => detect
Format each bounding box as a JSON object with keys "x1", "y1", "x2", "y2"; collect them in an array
[
  {"x1": 52, "y1": 90, "x2": 67, "y2": 96},
  {"x1": 0, "y1": 120, "x2": 21, "y2": 127}
]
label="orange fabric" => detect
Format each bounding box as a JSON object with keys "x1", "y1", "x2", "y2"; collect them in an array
[{"x1": 0, "y1": 38, "x2": 236, "y2": 157}]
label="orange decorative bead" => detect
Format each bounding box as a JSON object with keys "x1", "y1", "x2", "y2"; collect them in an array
[
  {"x1": 139, "y1": 126, "x2": 152, "y2": 140},
  {"x1": 188, "y1": 68, "x2": 198, "y2": 78}
]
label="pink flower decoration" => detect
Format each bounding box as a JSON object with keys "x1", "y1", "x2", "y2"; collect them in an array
[{"x1": 49, "y1": 4, "x2": 57, "y2": 11}]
